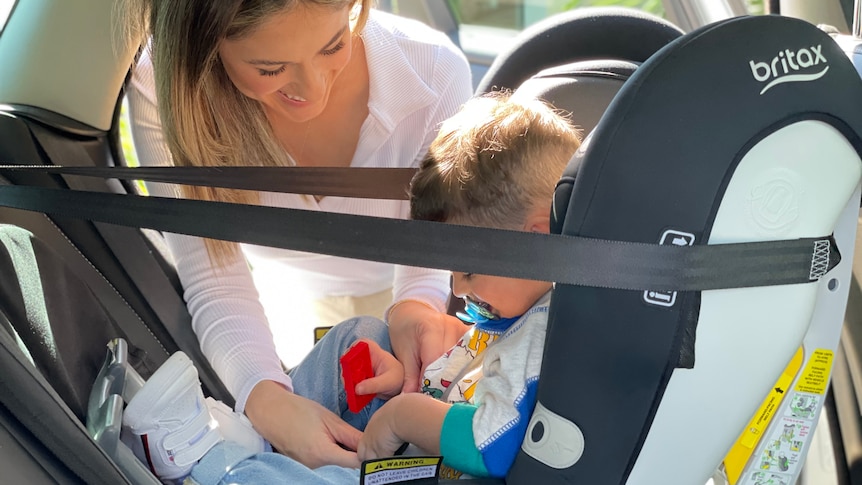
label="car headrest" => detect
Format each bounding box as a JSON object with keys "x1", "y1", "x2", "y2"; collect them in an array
[
  {"x1": 476, "y1": 6, "x2": 683, "y2": 95},
  {"x1": 514, "y1": 59, "x2": 638, "y2": 139},
  {"x1": 512, "y1": 59, "x2": 637, "y2": 236}
]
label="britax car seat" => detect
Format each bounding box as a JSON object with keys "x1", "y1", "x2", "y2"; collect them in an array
[{"x1": 507, "y1": 14, "x2": 862, "y2": 485}]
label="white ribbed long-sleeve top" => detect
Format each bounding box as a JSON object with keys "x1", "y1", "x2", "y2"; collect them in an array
[{"x1": 126, "y1": 9, "x2": 473, "y2": 411}]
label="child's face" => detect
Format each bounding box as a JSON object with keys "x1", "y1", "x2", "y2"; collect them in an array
[
  {"x1": 451, "y1": 272, "x2": 552, "y2": 319},
  {"x1": 448, "y1": 206, "x2": 553, "y2": 319}
]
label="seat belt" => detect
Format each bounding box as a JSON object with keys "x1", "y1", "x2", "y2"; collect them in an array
[
  {"x1": 0, "y1": 183, "x2": 838, "y2": 292},
  {"x1": 0, "y1": 165, "x2": 416, "y2": 200}
]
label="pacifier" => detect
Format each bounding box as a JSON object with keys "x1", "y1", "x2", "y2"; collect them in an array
[{"x1": 456, "y1": 298, "x2": 498, "y2": 324}]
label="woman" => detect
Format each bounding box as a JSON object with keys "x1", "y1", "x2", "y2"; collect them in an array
[{"x1": 124, "y1": 0, "x2": 472, "y2": 468}]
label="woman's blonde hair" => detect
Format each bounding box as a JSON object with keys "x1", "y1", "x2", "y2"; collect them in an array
[
  {"x1": 124, "y1": 0, "x2": 371, "y2": 265},
  {"x1": 410, "y1": 92, "x2": 581, "y2": 230}
]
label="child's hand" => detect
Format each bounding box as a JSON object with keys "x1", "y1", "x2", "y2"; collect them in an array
[
  {"x1": 357, "y1": 397, "x2": 406, "y2": 461},
  {"x1": 358, "y1": 393, "x2": 448, "y2": 461},
  {"x1": 351, "y1": 339, "x2": 404, "y2": 400}
]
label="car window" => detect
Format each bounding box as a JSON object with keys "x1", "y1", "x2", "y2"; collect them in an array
[
  {"x1": 447, "y1": 0, "x2": 665, "y2": 31},
  {"x1": 381, "y1": 0, "x2": 764, "y2": 87},
  {"x1": 384, "y1": 0, "x2": 764, "y2": 31},
  {"x1": 0, "y1": 0, "x2": 15, "y2": 34},
  {"x1": 382, "y1": 1, "x2": 670, "y2": 87}
]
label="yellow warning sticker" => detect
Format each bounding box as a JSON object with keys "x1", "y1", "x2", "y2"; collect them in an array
[
  {"x1": 314, "y1": 326, "x2": 332, "y2": 343},
  {"x1": 360, "y1": 456, "x2": 442, "y2": 485},
  {"x1": 794, "y1": 349, "x2": 833, "y2": 395},
  {"x1": 723, "y1": 347, "x2": 803, "y2": 484}
]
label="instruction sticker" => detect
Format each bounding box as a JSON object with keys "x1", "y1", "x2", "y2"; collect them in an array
[
  {"x1": 742, "y1": 416, "x2": 811, "y2": 485},
  {"x1": 732, "y1": 348, "x2": 834, "y2": 485},
  {"x1": 360, "y1": 456, "x2": 442, "y2": 485},
  {"x1": 794, "y1": 349, "x2": 833, "y2": 395},
  {"x1": 723, "y1": 347, "x2": 803, "y2": 484}
]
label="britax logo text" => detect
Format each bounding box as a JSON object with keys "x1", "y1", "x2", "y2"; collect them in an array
[{"x1": 749, "y1": 45, "x2": 829, "y2": 95}]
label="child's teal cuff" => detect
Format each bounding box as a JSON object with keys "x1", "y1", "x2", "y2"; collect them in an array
[{"x1": 439, "y1": 403, "x2": 489, "y2": 477}]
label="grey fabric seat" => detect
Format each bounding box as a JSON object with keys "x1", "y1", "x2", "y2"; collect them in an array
[{"x1": 514, "y1": 59, "x2": 638, "y2": 135}]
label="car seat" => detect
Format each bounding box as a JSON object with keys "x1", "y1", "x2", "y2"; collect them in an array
[
  {"x1": 507, "y1": 13, "x2": 862, "y2": 485},
  {"x1": 513, "y1": 59, "x2": 638, "y2": 136},
  {"x1": 78, "y1": 12, "x2": 862, "y2": 485},
  {"x1": 475, "y1": 7, "x2": 682, "y2": 95},
  {"x1": 0, "y1": 224, "x2": 156, "y2": 484}
]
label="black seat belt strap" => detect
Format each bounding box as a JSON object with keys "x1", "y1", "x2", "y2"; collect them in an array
[
  {"x1": 0, "y1": 185, "x2": 837, "y2": 291},
  {"x1": 0, "y1": 165, "x2": 416, "y2": 200}
]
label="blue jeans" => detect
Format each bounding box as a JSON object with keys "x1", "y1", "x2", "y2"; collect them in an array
[
  {"x1": 288, "y1": 315, "x2": 390, "y2": 430},
  {"x1": 191, "y1": 441, "x2": 361, "y2": 484},
  {"x1": 190, "y1": 316, "x2": 389, "y2": 485}
]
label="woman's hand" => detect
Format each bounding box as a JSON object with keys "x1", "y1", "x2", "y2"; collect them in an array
[
  {"x1": 388, "y1": 301, "x2": 466, "y2": 393},
  {"x1": 352, "y1": 339, "x2": 404, "y2": 400},
  {"x1": 244, "y1": 380, "x2": 362, "y2": 469}
]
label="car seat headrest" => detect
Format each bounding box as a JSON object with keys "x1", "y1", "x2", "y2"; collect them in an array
[
  {"x1": 476, "y1": 6, "x2": 683, "y2": 95},
  {"x1": 543, "y1": 57, "x2": 631, "y2": 235},
  {"x1": 511, "y1": 60, "x2": 636, "y2": 236},
  {"x1": 515, "y1": 60, "x2": 638, "y2": 137}
]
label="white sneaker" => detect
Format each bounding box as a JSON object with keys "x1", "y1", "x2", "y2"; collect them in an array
[{"x1": 123, "y1": 352, "x2": 221, "y2": 482}]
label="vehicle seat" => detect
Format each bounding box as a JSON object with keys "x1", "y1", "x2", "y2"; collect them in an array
[
  {"x1": 476, "y1": 6, "x2": 682, "y2": 95},
  {"x1": 0, "y1": 223, "x2": 164, "y2": 484},
  {"x1": 513, "y1": 59, "x2": 638, "y2": 136},
  {"x1": 508, "y1": 14, "x2": 862, "y2": 485},
  {"x1": 0, "y1": 224, "x2": 163, "y2": 420}
]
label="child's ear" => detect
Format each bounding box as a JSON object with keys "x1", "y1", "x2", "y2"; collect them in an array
[{"x1": 524, "y1": 206, "x2": 552, "y2": 234}]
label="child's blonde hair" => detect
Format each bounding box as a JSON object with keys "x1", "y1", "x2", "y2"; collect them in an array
[{"x1": 410, "y1": 92, "x2": 581, "y2": 229}]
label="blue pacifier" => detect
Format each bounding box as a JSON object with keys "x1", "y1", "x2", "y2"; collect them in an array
[{"x1": 456, "y1": 298, "x2": 498, "y2": 325}]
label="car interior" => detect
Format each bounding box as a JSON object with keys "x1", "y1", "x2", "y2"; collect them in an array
[{"x1": 1, "y1": 1, "x2": 862, "y2": 484}]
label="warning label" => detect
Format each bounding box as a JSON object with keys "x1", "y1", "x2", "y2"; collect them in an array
[
  {"x1": 794, "y1": 349, "x2": 833, "y2": 395},
  {"x1": 723, "y1": 347, "x2": 803, "y2": 484},
  {"x1": 360, "y1": 456, "x2": 442, "y2": 485}
]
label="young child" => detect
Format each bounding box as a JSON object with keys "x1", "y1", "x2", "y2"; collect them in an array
[
  {"x1": 355, "y1": 91, "x2": 581, "y2": 478},
  {"x1": 122, "y1": 92, "x2": 581, "y2": 483}
]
